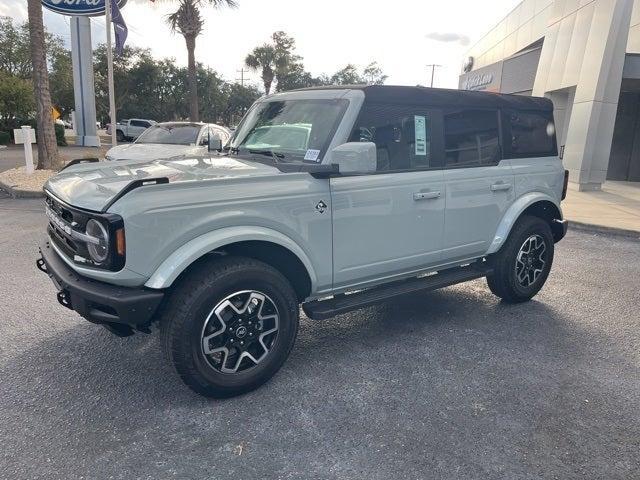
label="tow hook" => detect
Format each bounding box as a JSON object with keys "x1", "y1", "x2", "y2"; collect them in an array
[
  {"x1": 56, "y1": 290, "x2": 72, "y2": 310},
  {"x1": 36, "y1": 257, "x2": 47, "y2": 273}
]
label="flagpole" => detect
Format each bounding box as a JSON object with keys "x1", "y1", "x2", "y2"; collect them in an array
[{"x1": 105, "y1": 0, "x2": 117, "y2": 147}]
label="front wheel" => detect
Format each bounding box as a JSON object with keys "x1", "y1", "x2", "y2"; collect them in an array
[
  {"x1": 486, "y1": 215, "x2": 554, "y2": 303},
  {"x1": 160, "y1": 256, "x2": 299, "y2": 398}
]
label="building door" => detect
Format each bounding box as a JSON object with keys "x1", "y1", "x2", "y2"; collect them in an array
[{"x1": 608, "y1": 90, "x2": 640, "y2": 182}]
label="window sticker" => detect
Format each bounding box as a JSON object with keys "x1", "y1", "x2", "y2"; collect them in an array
[
  {"x1": 304, "y1": 149, "x2": 321, "y2": 162},
  {"x1": 414, "y1": 115, "x2": 427, "y2": 156}
]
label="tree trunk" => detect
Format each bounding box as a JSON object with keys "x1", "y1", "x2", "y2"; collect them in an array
[
  {"x1": 262, "y1": 69, "x2": 273, "y2": 95},
  {"x1": 185, "y1": 35, "x2": 199, "y2": 121},
  {"x1": 27, "y1": 0, "x2": 61, "y2": 170}
]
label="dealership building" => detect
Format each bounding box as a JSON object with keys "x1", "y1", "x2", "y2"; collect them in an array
[{"x1": 459, "y1": 0, "x2": 640, "y2": 190}]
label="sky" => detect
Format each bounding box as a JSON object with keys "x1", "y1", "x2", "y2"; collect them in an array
[{"x1": 1, "y1": 0, "x2": 521, "y2": 90}]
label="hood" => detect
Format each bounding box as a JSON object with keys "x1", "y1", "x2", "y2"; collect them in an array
[
  {"x1": 105, "y1": 143, "x2": 203, "y2": 161},
  {"x1": 45, "y1": 155, "x2": 280, "y2": 212}
]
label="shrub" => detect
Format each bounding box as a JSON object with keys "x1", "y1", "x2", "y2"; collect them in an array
[
  {"x1": 54, "y1": 123, "x2": 67, "y2": 146},
  {"x1": 0, "y1": 131, "x2": 10, "y2": 145}
]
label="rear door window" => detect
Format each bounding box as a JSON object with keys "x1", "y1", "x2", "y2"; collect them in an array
[{"x1": 444, "y1": 109, "x2": 500, "y2": 167}]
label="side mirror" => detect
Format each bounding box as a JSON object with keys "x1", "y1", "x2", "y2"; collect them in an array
[
  {"x1": 208, "y1": 135, "x2": 222, "y2": 152},
  {"x1": 330, "y1": 142, "x2": 377, "y2": 174}
]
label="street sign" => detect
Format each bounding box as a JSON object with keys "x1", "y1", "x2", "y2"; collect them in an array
[
  {"x1": 52, "y1": 106, "x2": 61, "y2": 120},
  {"x1": 41, "y1": 0, "x2": 127, "y2": 17},
  {"x1": 13, "y1": 128, "x2": 36, "y2": 145}
]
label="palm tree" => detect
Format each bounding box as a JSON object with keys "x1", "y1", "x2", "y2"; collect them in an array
[
  {"x1": 26, "y1": 0, "x2": 61, "y2": 170},
  {"x1": 165, "y1": 0, "x2": 236, "y2": 121},
  {"x1": 245, "y1": 45, "x2": 277, "y2": 95}
]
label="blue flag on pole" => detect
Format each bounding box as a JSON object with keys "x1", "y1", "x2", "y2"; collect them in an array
[{"x1": 110, "y1": 0, "x2": 128, "y2": 55}]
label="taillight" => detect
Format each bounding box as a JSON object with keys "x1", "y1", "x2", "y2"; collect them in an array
[{"x1": 562, "y1": 170, "x2": 569, "y2": 201}]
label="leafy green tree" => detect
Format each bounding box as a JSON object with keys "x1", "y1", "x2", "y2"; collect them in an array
[
  {"x1": 330, "y1": 64, "x2": 365, "y2": 85},
  {"x1": 0, "y1": 71, "x2": 34, "y2": 129},
  {"x1": 94, "y1": 45, "x2": 149, "y2": 124},
  {"x1": 245, "y1": 44, "x2": 277, "y2": 95},
  {"x1": 222, "y1": 83, "x2": 261, "y2": 125},
  {"x1": 49, "y1": 48, "x2": 74, "y2": 117},
  {"x1": 363, "y1": 61, "x2": 388, "y2": 85},
  {"x1": 165, "y1": 0, "x2": 236, "y2": 121},
  {"x1": 0, "y1": 17, "x2": 67, "y2": 79}
]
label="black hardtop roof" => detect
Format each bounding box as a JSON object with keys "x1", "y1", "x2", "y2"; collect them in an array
[{"x1": 294, "y1": 85, "x2": 553, "y2": 112}]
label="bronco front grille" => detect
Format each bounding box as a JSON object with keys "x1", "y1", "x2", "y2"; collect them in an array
[{"x1": 44, "y1": 191, "x2": 91, "y2": 261}]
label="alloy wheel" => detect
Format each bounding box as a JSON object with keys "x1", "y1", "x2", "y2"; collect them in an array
[
  {"x1": 201, "y1": 290, "x2": 279, "y2": 374},
  {"x1": 515, "y1": 234, "x2": 547, "y2": 288}
]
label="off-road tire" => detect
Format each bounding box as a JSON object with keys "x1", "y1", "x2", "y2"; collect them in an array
[
  {"x1": 159, "y1": 256, "x2": 299, "y2": 398},
  {"x1": 486, "y1": 215, "x2": 554, "y2": 303}
]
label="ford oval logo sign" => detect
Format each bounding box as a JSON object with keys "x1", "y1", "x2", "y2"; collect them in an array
[{"x1": 42, "y1": 0, "x2": 127, "y2": 16}]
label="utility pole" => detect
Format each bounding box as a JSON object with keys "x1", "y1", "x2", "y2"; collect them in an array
[
  {"x1": 426, "y1": 64, "x2": 442, "y2": 88},
  {"x1": 236, "y1": 68, "x2": 248, "y2": 86}
]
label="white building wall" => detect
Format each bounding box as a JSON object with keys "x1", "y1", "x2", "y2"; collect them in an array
[{"x1": 464, "y1": 0, "x2": 636, "y2": 190}]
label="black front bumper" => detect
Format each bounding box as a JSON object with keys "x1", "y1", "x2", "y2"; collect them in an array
[{"x1": 37, "y1": 241, "x2": 164, "y2": 335}]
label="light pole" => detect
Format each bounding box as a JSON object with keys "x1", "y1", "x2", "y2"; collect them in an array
[
  {"x1": 426, "y1": 64, "x2": 442, "y2": 88},
  {"x1": 105, "y1": 0, "x2": 117, "y2": 147}
]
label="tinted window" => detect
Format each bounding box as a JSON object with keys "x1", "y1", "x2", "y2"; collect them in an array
[
  {"x1": 350, "y1": 103, "x2": 435, "y2": 172},
  {"x1": 444, "y1": 109, "x2": 500, "y2": 167},
  {"x1": 130, "y1": 120, "x2": 150, "y2": 128},
  {"x1": 507, "y1": 111, "x2": 556, "y2": 157}
]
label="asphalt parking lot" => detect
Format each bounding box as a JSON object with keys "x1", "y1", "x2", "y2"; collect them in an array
[{"x1": 1, "y1": 192, "x2": 639, "y2": 480}]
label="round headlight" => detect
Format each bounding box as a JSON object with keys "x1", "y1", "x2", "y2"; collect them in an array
[{"x1": 86, "y1": 219, "x2": 109, "y2": 264}]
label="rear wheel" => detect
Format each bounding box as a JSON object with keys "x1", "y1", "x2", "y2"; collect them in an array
[
  {"x1": 160, "y1": 256, "x2": 299, "y2": 398},
  {"x1": 116, "y1": 130, "x2": 125, "y2": 142},
  {"x1": 486, "y1": 215, "x2": 554, "y2": 303}
]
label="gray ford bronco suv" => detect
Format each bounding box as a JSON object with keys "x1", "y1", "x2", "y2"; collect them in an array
[{"x1": 37, "y1": 86, "x2": 568, "y2": 397}]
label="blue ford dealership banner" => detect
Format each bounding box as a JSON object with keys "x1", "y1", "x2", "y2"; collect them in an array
[{"x1": 41, "y1": 0, "x2": 127, "y2": 17}]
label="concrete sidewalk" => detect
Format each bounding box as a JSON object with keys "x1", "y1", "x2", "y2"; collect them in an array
[{"x1": 563, "y1": 181, "x2": 640, "y2": 235}]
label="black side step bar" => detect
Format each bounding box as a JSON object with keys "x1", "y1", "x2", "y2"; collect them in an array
[{"x1": 302, "y1": 263, "x2": 493, "y2": 320}]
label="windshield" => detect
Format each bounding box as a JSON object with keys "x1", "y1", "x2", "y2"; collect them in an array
[
  {"x1": 230, "y1": 99, "x2": 348, "y2": 162},
  {"x1": 136, "y1": 124, "x2": 200, "y2": 145}
]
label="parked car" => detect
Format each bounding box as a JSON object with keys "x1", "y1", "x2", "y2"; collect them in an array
[
  {"x1": 106, "y1": 118, "x2": 156, "y2": 142},
  {"x1": 37, "y1": 86, "x2": 568, "y2": 398},
  {"x1": 104, "y1": 122, "x2": 231, "y2": 162}
]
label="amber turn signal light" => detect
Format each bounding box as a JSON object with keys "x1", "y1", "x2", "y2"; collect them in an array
[{"x1": 115, "y1": 228, "x2": 126, "y2": 256}]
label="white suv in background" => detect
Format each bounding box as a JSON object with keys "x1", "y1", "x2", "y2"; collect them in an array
[{"x1": 105, "y1": 122, "x2": 231, "y2": 161}]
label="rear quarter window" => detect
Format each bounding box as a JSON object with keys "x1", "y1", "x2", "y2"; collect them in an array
[{"x1": 503, "y1": 110, "x2": 557, "y2": 158}]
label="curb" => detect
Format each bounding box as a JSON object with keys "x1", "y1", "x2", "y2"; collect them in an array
[
  {"x1": 569, "y1": 220, "x2": 640, "y2": 239},
  {"x1": 0, "y1": 179, "x2": 43, "y2": 199}
]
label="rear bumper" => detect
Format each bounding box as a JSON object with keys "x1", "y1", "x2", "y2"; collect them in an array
[
  {"x1": 37, "y1": 240, "x2": 164, "y2": 335},
  {"x1": 553, "y1": 218, "x2": 569, "y2": 242}
]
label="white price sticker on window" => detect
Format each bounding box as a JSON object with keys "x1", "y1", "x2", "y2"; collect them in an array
[
  {"x1": 414, "y1": 115, "x2": 427, "y2": 156},
  {"x1": 304, "y1": 149, "x2": 321, "y2": 162}
]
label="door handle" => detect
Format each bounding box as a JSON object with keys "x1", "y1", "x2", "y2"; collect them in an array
[
  {"x1": 413, "y1": 191, "x2": 441, "y2": 201},
  {"x1": 490, "y1": 183, "x2": 512, "y2": 192}
]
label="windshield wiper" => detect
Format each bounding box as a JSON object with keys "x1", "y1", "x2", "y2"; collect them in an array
[{"x1": 247, "y1": 149, "x2": 286, "y2": 164}]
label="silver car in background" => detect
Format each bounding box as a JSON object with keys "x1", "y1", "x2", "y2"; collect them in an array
[{"x1": 105, "y1": 122, "x2": 231, "y2": 161}]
